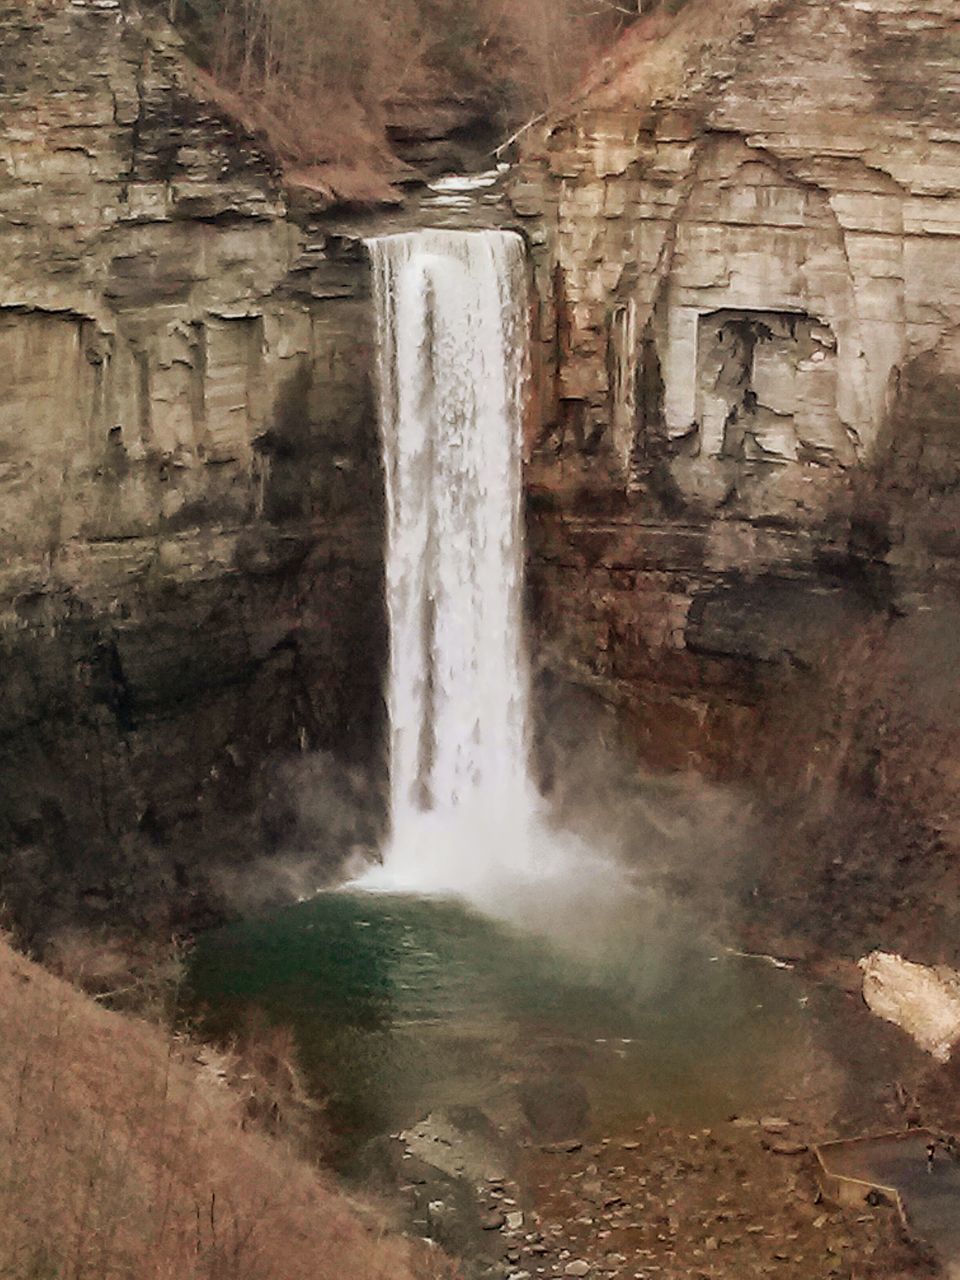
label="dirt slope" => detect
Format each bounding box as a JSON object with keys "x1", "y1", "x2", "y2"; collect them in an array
[{"x1": 0, "y1": 936, "x2": 448, "y2": 1280}]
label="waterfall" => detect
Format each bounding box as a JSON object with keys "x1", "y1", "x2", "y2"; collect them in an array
[{"x1": 361, "y1": 228, "x2": 536, "y2": 895}]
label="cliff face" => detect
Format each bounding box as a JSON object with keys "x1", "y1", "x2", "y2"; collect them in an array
[
  {"x1": 6, "y1": 0, "x2": 960, "y2": 954},
  {"x1": 513, "y1": 0, "x2": 960, "y2": 951},
  {"x1": 0, "y1": 0, "x2": 386, "y2": 929}
]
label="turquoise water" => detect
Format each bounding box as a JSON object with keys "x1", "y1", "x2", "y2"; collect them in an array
[{"x1": 186, "y1": 889, "x2": 815, "y2": 1169}]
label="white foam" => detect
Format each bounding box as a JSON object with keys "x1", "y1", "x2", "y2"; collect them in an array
[{"x1": 427, "y1": 170, "x2": 501, "y2": 193}]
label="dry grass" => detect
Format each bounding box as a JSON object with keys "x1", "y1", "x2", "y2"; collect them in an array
[
  {"x1": 575, "y1": 0, "x2": 759, "y2": 112},
  {"x1": 167, "y1": 0, "x2": 635, "y2": 198},
  {"x1": 0, "y1": 935, "x2": 457, "y2": 1280}
]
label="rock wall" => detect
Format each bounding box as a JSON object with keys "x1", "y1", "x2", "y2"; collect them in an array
[
  {"x1": 0, "y1": 0, "x2": 386, "y2": 930},
  {"x1": 513, "y1": 0, "x2": 960, "y2": 765},
  {"x1": 6, "y1": 0, "x2": 960, "y2": 953},
  {"x1": 512, "y1": 0, "x2": 960, "y2": 952}
]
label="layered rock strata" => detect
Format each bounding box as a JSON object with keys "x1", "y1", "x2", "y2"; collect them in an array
[
  {"x1": 512, "y1": 0, "x2": 960, "y2": 950},
  {"x1": 0, "y1": 0, "x2": 386, "y2": 929}
]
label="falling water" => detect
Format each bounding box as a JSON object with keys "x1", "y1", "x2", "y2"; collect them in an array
[{"x1": 360, "y1": 228, "x2": 539, "y2": 896}]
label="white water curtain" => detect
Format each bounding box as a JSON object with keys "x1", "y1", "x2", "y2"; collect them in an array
[{"x1": 365, "y1": 230, "x2": 534, "y2": 889}]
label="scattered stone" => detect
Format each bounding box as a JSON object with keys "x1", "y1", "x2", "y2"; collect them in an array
[
  {"x1": 770, "y1": 1141, "x2": 808, "y2": 1156},
  {"x1": 564, "y1": 1263, "x2": 590, "y2": 1277},
  {"x1": 542, "y1": 1140, "x2": 583, "y2": 1154},
  {"x1": 759, "y1": 1118, "x2": 791, "y2": 1134},
  {"x1": 506, "y1": 1211, "x2": 525, "y2": 1232},
  {"x1": 480, "y1": 1210, "x2": 506, "y2": 1231}
]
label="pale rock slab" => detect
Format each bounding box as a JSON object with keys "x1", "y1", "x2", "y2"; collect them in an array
[{"x1": 859, "y1": 951, "x2": 960, "y2": 1062}]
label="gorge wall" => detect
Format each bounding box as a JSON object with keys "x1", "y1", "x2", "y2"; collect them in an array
[
  {"x1": 512, "y1": 0, "x2": 960, "y2": 954},
  {"x1": 0, "y1": 0, "x2": 387, "y2": 931},
  {"x1": 6, "y1": 0, "x2": 960, "y2": 959}
]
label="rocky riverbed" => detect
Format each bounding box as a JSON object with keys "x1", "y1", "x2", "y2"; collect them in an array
[
  {"x1": 391, "y1": 1100, "x2": 938, "y2": 1280},
  {"x1": 508, "y1": 1117, "x2": 931, "y2": 1280}
]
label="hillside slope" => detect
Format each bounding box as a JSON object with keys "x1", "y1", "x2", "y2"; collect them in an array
[{"x1": 0, "y1": 936, "x2": 447, "y2": 1280}]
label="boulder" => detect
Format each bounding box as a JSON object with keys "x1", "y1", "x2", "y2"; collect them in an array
[{"x1": 859, "y1": 951, "x2": 960, "y2": 1062}]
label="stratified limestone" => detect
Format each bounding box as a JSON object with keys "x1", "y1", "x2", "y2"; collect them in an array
[
  {"x1": 512, "y1": 0, "x2": 960, "y2": 767},
  {"x1": 0, "y1": 0, "x2": 386, "y2": 927},
  {"x1": 516, "y1": 0, "x2": 960, "y2": 479}
]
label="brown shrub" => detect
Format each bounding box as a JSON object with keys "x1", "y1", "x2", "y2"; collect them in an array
[
  {"x1": 45, "y1": 928, "x2": 188, "y2": 1025},
  {"x1": 221, "y1": 1010, "x2": 321, "y2": 1147},
  {"x1": 168, "y1": 0, "x2": 636, "y2": 187}
]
